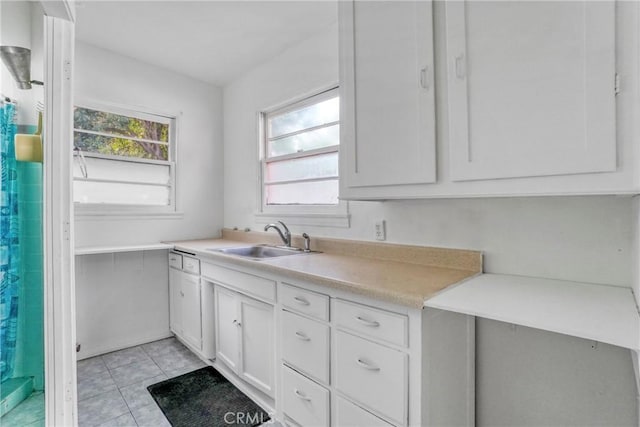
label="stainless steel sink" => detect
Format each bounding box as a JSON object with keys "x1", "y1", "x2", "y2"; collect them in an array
[{"x1": 208, "y1": 245, "x2": 308, "y2": 260}]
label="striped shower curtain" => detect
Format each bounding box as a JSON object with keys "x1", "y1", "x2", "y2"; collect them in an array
[{"x1": 0, "y1": 101, "x2": 20, "y2": 383}]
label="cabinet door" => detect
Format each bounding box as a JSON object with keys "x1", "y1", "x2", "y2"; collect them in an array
[
  {"x1": 239, "y1": 296, "x2": 274, "y2": 397},
  {"x1": 181, "y1": 272, "x2": 202, "y2": 351},
  {"x1": 340, "y1": 0, "x2": 436, "y2": 192},
  {"x1": 215, "y1": 286, "x2": 240, "y2": 371},
  {"x1": 447, "y1": 1, "x2": 616, "y2": 181},
  {"x1": 168, "y1": 268, "x2": 182, "y2": 336}
]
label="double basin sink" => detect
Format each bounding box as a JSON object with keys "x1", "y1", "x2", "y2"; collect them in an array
[{"x1": 208, "y1": 244, "x2": 316, "y2": 260}]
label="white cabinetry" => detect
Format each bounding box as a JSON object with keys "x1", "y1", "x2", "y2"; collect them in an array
[
  {"x1": 279, "y1": 284, "x2": 332, "y2": 426},
  {"x1": 446, "y1": 1, "x2": 616, "y2": 182},
  {"x1": 180, "y1": 272, "x2": 203, "y2": 350},
  {"x1": 335, "y1": 396, "x2": 393, "y2": 427},
  {"x1": 169, "y1": 264, "x2": 183, "y2": 337},
  {"x1": 338, "y1": 1, "x2": 638, "y2": 199},
  {"x1": 281, "y1": 310, "x2": 330, "y2": 384},
  {"x1": 168, "y1": 252, "x2": 214, "y2": 359},
  {"x1": 339, "y1": 0, "x2": 436, "y2": 199},
  {"x1": 283, "y1": 365, "x2": 330, "y2": 427},
  {"x1": 277, "y1": 282, "x2": 473, "y2": 427},
  {"x1": 213, "y1": 280, "x2": 275, "y2": 398},
  {"x1": 214, "y1": 285, "x2": 240, "y2": 371},
  {"x1": 240, "y1": 295, "x2": 275, "y2": 396},
  {"x1": 333, "y1": 299, "x2": 409, "y2": 427}
]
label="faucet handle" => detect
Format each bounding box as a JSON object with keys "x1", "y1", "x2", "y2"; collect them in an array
[
  {"x1": 277, "y1": 221, "x2": 290, "y2": 234},
  {"x1": 302, "y1": 232, "x2": 311, "y2": 252},
  {"x1": 277, "y1": 221, "x2": 292, "y2": 247}
]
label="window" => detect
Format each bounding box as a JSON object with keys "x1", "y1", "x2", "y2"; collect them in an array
[
  {"x1": 262, "y1": 88, "x2": 340, "y2": 208},
  {"x1": 72, "y1": 103, "x2": 177, "y2": 213}
]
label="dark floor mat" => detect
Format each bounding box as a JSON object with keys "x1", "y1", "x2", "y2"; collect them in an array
[{"x1": 147, "y1": 366, "x2": 270, "y2": 427}]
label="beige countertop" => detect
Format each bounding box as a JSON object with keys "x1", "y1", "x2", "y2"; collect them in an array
[{"x1": 169, "y1": 230, "x2": 482, "y2": 308}]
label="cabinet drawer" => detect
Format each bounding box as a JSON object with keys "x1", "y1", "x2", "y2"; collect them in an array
[
  {"x1": 282, "y1": 310, "x2": 330, "y2": 384},
  {"x1": 281, "y1": 283, "x2": 329, "y2": 322},
  {"x1": 335, "y1": 396, "x2": 394, "y2": 427},
  {"x1": 168, "y1": 252, "x2": 182, "y2": 270},
  {"x1": 283, "y1": 366, "x2": 330, "y2": 427},
  {"x1": 202, "y1": 263, "x2": 276, "y2": 303},
  {"x1": 182, "y1": 256, "x2": 200, "y2": 275},
  {"x1": 334, "y1": 299, "x2": 408, "y2": 347},
  {"x1": 335, "y1": 331, "x2": 407, "y2": 426}
]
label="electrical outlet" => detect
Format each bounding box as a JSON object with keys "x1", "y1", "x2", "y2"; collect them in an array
[{"x1": 375, "y1": 220, "x2": 386, "y2": 241}]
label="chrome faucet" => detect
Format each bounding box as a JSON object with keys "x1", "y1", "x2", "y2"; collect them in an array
[
  {"x1": 264, "y1": 221, "x2": 292, "y2": 247},
  {"x1": 302, "y1": 232, "x2": 311, "y2": 252}
]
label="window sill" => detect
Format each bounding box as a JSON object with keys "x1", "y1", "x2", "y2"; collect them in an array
[
  {"x1": 254, "y1": 211, "x2": 350, "y2": 228},
  {"x1": 75, "y1": 207, "x2": 184, "y2": 221}
]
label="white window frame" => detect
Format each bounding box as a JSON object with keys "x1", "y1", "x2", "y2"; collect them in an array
[
  {"x1": 256, "y1": 86, "x2": 349, "y2": 228},
  {"x1": 73, "y1": 99, "x2": 182, "y2": 219}
]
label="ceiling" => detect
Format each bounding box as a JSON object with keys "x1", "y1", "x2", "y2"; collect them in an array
[{"x1": 75, "y1": 1, "x2": 337, "y2": 87}]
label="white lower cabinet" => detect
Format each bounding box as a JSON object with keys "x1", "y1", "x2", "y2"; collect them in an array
[
  {"x1": 334, "y1": 331, "x2": 407, "y2": 426},
  {"x1": 283, "y1": 366, "x2": 330, "y2": 427},
  {"x1": 282, "y1": 310, "x2": 330, "y2": 384},
  {"x1": 215, "y1": 285, "x2": 240, "y2": 371},
  {"x1": 168, "y1": 253, "x2": 215, "y2": 359},
  {"x1": 175, "y1": 258, "x2": 472, "y2": 427},
  {"x1": 334, "y1": 396, "x2": 393, "y2": 427},
  {"x1": 214, "y1": 284, "x2": 275, "y2": 398},
  {"x1": 181, "y1": 272, "x2": 203, "y2": 350},
  {"x1": 277, "y1": 282, "x2": 474, "y2": 427},
  {"x1": 169, "y1": 265, "x2": 183, "y2": 337}
]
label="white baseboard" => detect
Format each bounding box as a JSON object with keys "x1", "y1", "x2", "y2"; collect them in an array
[{"x1": 77, "y1": 330, "x2": 173, "y2": 360}]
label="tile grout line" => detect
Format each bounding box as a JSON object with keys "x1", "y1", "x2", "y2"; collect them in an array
[
  {"x1": 79, "y1": 339, "x2": 199, "y2": 427},
  {"x1": 118, "y1": 345, "x2": 167, "y2": 426},
  {"x1": 112, "y1": 385, "x2": 138, "y2": 427},
  {"x1": 79, "y1": 349, "x2": 152, "y2": 427}
]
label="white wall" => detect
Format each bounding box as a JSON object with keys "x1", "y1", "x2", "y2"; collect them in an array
[
  {"x1": 74, "y1": 42, "x2": 224, "y2": 247},
  {"x1": 75, "y1": 251, "x2": 171, "y2": 359},
  {"x1": 223, "y1": 23, "x2": 339, "y2": 231},
  {"x1": 73, "y1": 42, "x2": 224, "y2": 355},
  {"x1": 222, "y1": 19, "x2": 638, "y2": 427}
]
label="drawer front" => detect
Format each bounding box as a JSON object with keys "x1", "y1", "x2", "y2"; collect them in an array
[
  {"x1": 334, "y1": 331, "x2": 407, "y2": 426},
  {"x1": 281, "y1": 283, "x2": 329, "y2": 322},
  {"x1": 282, "y1": 310, "x2": 330, "y2": 384},
  {"x1": 283, "y1": 366, "x2": 330, "y2": 427},
  {"x1": 334, "y1": 299, "x2": 408, "y2": 347},
  {"x1": 335, "y1": 396, "x2": 394, "y2": 427},
  {"x1": 202, "y1": 262, "x2": 276, "y2": 303},
  {"x1": 168, "y1": 252, "x2": 183, "y2": 270},
  {"x1": 182, "y1": 256, "x2": 200, "y2": 275}
]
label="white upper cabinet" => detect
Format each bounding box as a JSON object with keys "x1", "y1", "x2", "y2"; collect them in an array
[
  {"x1": 338, "y1": 1, "x2": 639, "y2": 199},
  {"x1": 340, "y1": 0, "x2": 436, "y2": 197},
  {"x1": 446, "y1": 1, "x2": 617, "y2": 182}
]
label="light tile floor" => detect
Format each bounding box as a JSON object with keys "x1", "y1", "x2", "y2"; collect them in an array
[{"x1": 77, "y1": 337, "x2": 207, "y2": 426}]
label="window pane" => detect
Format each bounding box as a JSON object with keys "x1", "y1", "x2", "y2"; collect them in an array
[
  {"x1": 75, "y1": 132, "x2": 168, "y2": 161},
  {"x1": 268, "y1": 96, "x2": 339, "y2": 138},
  {"x1": 73, "y1": 181, "x2": 169, "y2": 205},
  {"x1": 74, "y1": 107, "x2": 169, "y2": 142},
  {"x1": 268, "y1": 124, "x2": 339, "y2": 158},
  {"x1": 266, "y1": 152, "x2": 337, "y2": 183},
  {"x1": 266, "y1": 180, "x2": 338, "y2": 205},
  {"x1": 73, "y1": 157, "x2": 170, "y2": 184}
]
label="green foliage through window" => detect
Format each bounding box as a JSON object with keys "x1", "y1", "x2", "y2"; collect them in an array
[{"x1": 74, "y1": 106, "x2": 169, "y2": 161}]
